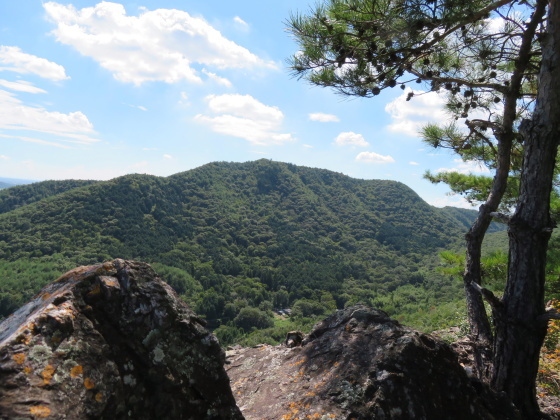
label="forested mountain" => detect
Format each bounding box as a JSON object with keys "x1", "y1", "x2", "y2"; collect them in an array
[
  {"x1": 0, "y1": 160, "x2": 505, "y2": 344},
  {"x1": 440, "y1": 206, "x2": 504, "y2": 233},
  {"x1": 0, "y1": 180, "x2": 98, "y2": 213}
]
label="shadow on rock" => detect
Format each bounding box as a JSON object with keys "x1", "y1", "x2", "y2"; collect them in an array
[{"x1": 227, "y1": 305, "x2": 521, "y2": 420}]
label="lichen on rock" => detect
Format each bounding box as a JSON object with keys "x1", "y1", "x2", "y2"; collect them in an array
[
  {"x1": 227, "y1": 305, "x2": 521, "y2": 420},
  {"x1": 0, "y1": 259, "x2": 243, "y2": 420}
]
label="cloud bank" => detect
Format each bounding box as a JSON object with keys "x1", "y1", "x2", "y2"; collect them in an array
[
  {"x1": 0, "y1": 46, "x2": 69, "y2": 81},
  {"x1": 44, "y1": 2, "x2": 275, "y2": 86},
  {"x1": 195, "y1": 94, "x2": 294, "y2": 145},
  {"x1": 0, "y1": 89, "x2": 97, "y2": 145}
]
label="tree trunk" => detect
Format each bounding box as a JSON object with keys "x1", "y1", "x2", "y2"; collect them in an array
[
  {"x1": 463, "y1": 206, "x2": 497, "y2": 379},
  {"x1": 492, "y1": 1, "x2": 560, "y2": 416},
  {"x1": 461, "y1": 0, "x2": 549, "y2": 382}
]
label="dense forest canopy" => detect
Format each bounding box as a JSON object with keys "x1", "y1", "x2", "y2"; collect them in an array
[{"x1": 0, "y1": 160, "x2": 507, "y2": 344}]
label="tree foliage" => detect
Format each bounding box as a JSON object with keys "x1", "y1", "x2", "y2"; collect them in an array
[
  {"x1": 288, "y1": 0, "x2": 545, "y2": 205},
  {"x1": 0, "y1": 160, "x2": 494, "y2": 335}
]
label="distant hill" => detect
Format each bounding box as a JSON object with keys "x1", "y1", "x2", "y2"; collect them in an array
[
  {"x1": 440, "y1": 206, "x2": 505, "y2": 233},
  {"x1": 0, "y1": 160, "x2": 505, "y2": 340},
  {"x1": 0, "y1": 179, "x2": 98, "y2": 213},
  {"x1": 0, "y1": 177, "x2": 38, "y2": 188},
  {"x1": 0, "y1": 182, "x2": 13, "y2": 190}
]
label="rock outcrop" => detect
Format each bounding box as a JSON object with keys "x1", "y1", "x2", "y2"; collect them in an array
[
  {"x1": 0, "y1": 259, "x2": 243, "y2": 420},
  {"x1": 227, "y1": 305, "x2": 521, "y2": 420}
]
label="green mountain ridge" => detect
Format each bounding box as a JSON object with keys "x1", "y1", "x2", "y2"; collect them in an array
[
  {"x1": 0, "y1": 179, "x2": 98, "y2": 213},
  {"x1": 0, "y1": 160, "x2": 506, "y2": 343}
]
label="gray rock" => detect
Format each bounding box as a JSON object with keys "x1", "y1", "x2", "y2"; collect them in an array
[
  {"x1": 0, "y1": 259, "x2": 243, "y2": 420},
  {"x1": 285, "y1": 331, "x2": 304, "y2": 348},
  {"x1": 227, "y1": 305, "x2": 521, "y2": 420}
]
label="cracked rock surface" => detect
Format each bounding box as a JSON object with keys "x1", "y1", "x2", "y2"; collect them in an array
[
  {"x1": 0, "y1": 259, "x2": 243, "y2": 420},
  {"x1": 227, "y1": 305, "x2": 521, "y2": 420}
]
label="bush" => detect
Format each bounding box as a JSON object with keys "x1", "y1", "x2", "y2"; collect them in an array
[
  {"x1": 234, "y1": 307, "x2": 274, "y2": 332},
  {"x1": 214, "y1": 324, "x2": 244, "y2": 347},
  {"x1": 538, "y1": 300, "x2": 560, "y2": 397},
  {"x1": 291, "y1": 299, "x2": 328, "y2": 318}
]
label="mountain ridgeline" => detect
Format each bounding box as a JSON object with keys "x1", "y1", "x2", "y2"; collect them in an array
[{"x1": 0, "y1": 160, "x2": 502, "y2": 342}]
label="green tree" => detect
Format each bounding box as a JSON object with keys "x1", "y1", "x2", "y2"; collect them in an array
[
  {"x1": 288, "y1": 0, "x2": 559, "y2": 417},
  {"x1": 234, "y1": 307, "x2": 274, "y2": 332}
]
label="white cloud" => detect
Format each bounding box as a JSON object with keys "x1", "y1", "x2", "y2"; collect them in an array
[
  {"x1": 355, "y1": 151, "x2": 395, "y2": 164},
  {"x1": 409, "y1": 161, "x2": 420, "y2": 165},
  {"x1": 0, "y1": 89, "x2": 97, "y2": 145},
  {"x1": 127, "y1": 104, "x2": 148, "y2": 111},
  {"x1": 234, "y1": 16, "x2": 248, "y2": 27},
  {"x1": 303, "y1": 144, "x2": 313, "y2": 149},
  {"x1": 0, "y1": 154, "x2": 8, "y2": 160},
  {"x1": 0, "y1": 79, "x2": 47, "y2": 94},
  {"x1": 486, "y1": 11, "x2": 525, "y2": 34},
  {"x1": 309, "y1": 112, "x2": 339, "y2": 122},
  {"x1": 0, "y1": 46, "x2": 69, "y2": 81},
  {"x1": 385, "y1": 88, "x2": 447, "y2": 137},
  {"x1": 0, "y1": 47, "x2": 94, "y2": 148},
  {"x1": 0, "y1": 133, "x2": 72, "y2": 149},
  {"x1": 163, "y1": 154, "x2": 173, "y2": 159},
  {"x1": 43, "y1": 2, "x2": 275, "y2": 86},
  {"x1": 178, "y1": 91, "x2": 190, "y2": 106},
  {"x1": 428, "y1": 194, "x2": 474, "y2": 209},
  {"x1": 436, "y1": 158, "x2": 491, "y2": 174},
  {"x1": 195, "y1": 93, "x2": 295, "y2": 146},
  {"x1": 487, "y1": 17, "x2": 505, "y2": 34},
  {"x1": 334, "y1": 131, "x2": 369, "y2": 147},
  {"x1": 202, "y1": 69, "x2": 232, "y2": 87}
]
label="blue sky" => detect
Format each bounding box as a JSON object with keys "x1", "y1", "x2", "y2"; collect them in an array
[{"x1": 0, "y1": 0, "x2": 491, "y2": 207}]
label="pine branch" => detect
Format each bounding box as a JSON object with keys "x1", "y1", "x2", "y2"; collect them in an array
[
  {"x1": 489, "y1": 211, "x2": 512, "y2": 223},
  {"x1": 471, "y1": 281, "x2": 503, "y2": 311}
]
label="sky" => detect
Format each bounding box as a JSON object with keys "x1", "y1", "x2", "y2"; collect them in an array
[{"x1": 0, "y1": 0, "x2": 492, "y2": 208}]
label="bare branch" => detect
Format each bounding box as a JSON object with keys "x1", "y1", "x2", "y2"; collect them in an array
[
  {"x1": 538, "y1": 308, "x2": 560, "y2": 321},
  {"x1": 471, "y1": 282, "x2": 503, "y2": 310},
  {"x1": 489, "y1": 211, "x2": 512, "y2": 223}
]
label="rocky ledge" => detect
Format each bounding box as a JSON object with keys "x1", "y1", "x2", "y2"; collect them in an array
[
  {"x1": 226, "y1": 305, "x2": 521, "y2": 420},
  {"x1": 0, "y1": 261, "x2": 530, "y2": 420},
  {"x1": 0, "y1": 259, "x2": 243, "y2": 420}
]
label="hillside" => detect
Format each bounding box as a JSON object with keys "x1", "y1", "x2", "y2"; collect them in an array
[
  {"x1": 0, "y1": 160, "x2": 504, "y2": 342},
  {"x1": 440, "y1": 206, "x2": 505, "y2": 234},
  {"x1": 0, "y1": 179, "x2": 98, "y2": 213}
]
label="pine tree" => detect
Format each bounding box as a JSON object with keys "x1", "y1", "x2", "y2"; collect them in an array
[{"x1": 288, "y1": 0, "x2": 559, "y2": 417}]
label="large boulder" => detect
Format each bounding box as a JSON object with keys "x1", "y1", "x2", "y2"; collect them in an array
[
  {"x1": 0, "y1": 259, "x2": 243, "y2": 420},
  {"x1": 227, "y1": 305, "x2": 521, "y2": 420}
]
